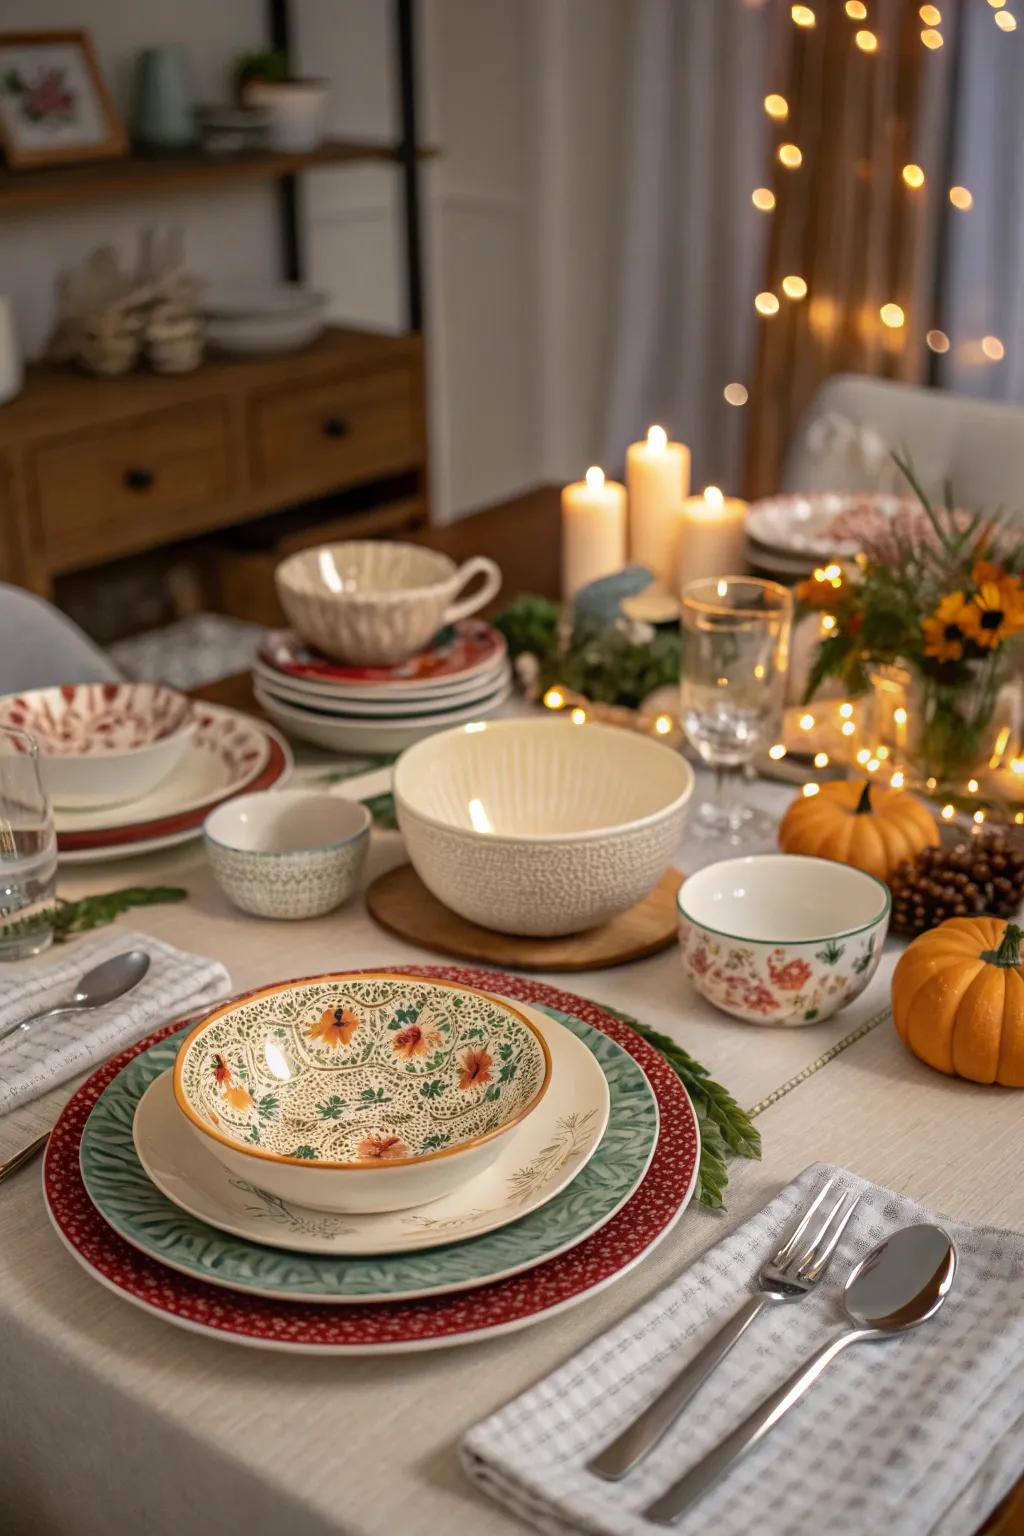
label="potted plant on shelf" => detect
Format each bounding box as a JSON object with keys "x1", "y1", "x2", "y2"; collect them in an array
[
  {"x1": 796, "y1": 457, "x2": 1024, "y2": 794},
  {"x1": 235, "y1": 50, "x2": 328, "y2": 153}
]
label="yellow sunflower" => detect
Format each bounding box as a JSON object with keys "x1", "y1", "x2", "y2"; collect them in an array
[
  {"x1": 922, "y1": 591, "x2": 973, "y2": 663},
  {"x1": 961, "y1": 579, "x2": 1024, "y2": 650}
]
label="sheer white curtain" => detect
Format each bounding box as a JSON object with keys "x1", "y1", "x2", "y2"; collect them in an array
[
  {"x1": 600, "y1": 0, "x2": 776, "y2": 491},
  {"x1": 938, "y1": 5, "x2": 1024, "y2": 401}
]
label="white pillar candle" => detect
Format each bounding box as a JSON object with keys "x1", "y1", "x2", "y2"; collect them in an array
[
  {"x1": 676, "y1": 485, "x2": 748, "y2": 589},
  {"x1": 626, "y1": 424, "x2": 691, "y2": 583},
  {"x1": 561, "y1": 466, "x2": 627, "y2": 598}
]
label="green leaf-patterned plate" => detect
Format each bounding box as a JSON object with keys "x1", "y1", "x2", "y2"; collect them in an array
[{"x1": 78, "y1": 1006, "x2": 658, "y2": 1304}]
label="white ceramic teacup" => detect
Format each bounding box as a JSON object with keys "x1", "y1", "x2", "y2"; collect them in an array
[
  {"x1": 204, "y1": 791, "x2": 370, "y2": 920},
  {"x1": 275, "y1": 540, "x2": 503, "y2": 665}
]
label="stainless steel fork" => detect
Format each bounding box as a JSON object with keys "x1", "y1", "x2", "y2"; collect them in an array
[{"x1": 588, "y1": 1177, "x2": 860, "y2": 1481}]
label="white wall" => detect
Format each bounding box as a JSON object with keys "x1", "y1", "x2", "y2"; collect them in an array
[{"x1": 0, "y1": 0, "x2": 627, "y2": 521}]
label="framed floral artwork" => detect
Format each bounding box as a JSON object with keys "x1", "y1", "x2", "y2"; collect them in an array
[{"x1": 0, "y1": 30, "x2": 126, "y2": 168}]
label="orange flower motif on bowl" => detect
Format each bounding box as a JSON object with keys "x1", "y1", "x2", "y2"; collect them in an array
[
  {"x1": 391, "y1": 1022, "x2": 443, "y2": 1060},
  {"x1": 768, "y1": 954, "x2": 813, "y2": 991},
  {"x1": 308, "y1": 1005, "x2": 361, "y2": 1050},
  {"x1": 356, "y1": 1133, "x2": 410, "y2": 1161},
  {"x1": 459, "y1": 1047, "x2": 493, "y2": 1090},
  {"x1": 678, "y1": 922, "x2": 885, "y2": 1026}
]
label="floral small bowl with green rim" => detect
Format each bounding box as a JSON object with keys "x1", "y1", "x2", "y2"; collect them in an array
[
  {"x1": 677, "y1": 853, "x2": 890, "y2": 1026},
  {"x1": 172, "y1": 972, "x2": 552, "y2": 1212}
]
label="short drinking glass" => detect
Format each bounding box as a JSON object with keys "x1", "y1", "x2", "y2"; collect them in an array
[
  {"x1": 0, "y1": 726, "x2": 58, "y2": 960},
  {"x1": 680, "y1": 576, "x2": 792, "y2": 843}
]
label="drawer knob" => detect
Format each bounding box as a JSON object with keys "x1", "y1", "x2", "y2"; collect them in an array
[
  {"x1": 124, "y1": 467, "x2": 155, "y2": 491},
  {"x1": 322, "y1": 416, "x2": 350, "y2": 439}
]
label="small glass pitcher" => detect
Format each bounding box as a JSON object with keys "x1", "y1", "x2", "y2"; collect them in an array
[{"x1": 0, "y1": 726, "x2": 57, "y2": 960}]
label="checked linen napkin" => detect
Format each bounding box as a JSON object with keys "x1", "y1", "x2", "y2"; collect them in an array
[
  {"x1": 0, "y1": 929, "x2": 230, "y2": 1116},
  {"x1": 461, "y1": 1164, "x2": 1024, "y2": 1536}
]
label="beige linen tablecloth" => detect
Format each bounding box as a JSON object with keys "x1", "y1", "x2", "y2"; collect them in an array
[{"x1": 1, "y1": 766, "x2": 1021, "y2": 1536}]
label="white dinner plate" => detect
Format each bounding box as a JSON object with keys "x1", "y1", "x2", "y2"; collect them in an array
[
  {"x1": 56, "y1": 707, "x2": 292, "y2": 863},
  {"x1": 251, "y1": 657, "x2": 512, "y2": 717},
  {"x1": 254, "y1": 677, "x2": 512, "y2": 753},
  {"x1": 745, "y1": 492, "x2": 920, "y2": 562},
  {"x1": 132, "y1": 1001, "x2": 610, "y2": 1261}
]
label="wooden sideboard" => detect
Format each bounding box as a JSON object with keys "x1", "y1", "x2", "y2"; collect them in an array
[{"x1": 0, "y1": 325, "x2": 428, "y2": 598}]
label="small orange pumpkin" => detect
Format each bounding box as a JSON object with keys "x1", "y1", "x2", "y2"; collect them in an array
[
  {"x1": 891, "y1": 917, "x2": 1024, "y2": 1086},
  {"x1": 778, "y1": 780, "x2": 938, "y2": 881}
]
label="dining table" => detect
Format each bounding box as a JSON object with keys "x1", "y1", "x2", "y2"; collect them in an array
[{"x1": 1, "y1": 723, "x2": 1022, "y2": 1536}]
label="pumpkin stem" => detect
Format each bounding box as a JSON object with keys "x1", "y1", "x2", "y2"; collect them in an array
[
  {"x1": 982, "y1": 922, "x2": 1023, "y2": 969},
  {"x1": 855, "y1": 782, "x2": 873, "y2": 815}
]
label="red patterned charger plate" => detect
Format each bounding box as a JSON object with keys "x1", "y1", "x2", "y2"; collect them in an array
[
  {"x1": 44, "y1": 966, "x2": 700, "y2": 1353},
  {"x1": 260, "y1": 620, "x2": 506, "y2": 689}
]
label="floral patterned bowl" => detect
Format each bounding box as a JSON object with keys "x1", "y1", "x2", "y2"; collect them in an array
[
  {"x1": 172, "y1": 972, "x2": 552, "y2": 1212},
  {"x1": 677, "y1": 854, "x2": 890, "y2": 1026},
  {"x1": 0, "y1": 682, "x2": 195, "y2": 808}
]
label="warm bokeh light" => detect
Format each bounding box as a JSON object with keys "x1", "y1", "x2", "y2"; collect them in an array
[
  {"x1": 585, "y1": 465, "x2": 605, "y2": 492},
  {"x1": 919, "y1": 3, "x2": 941, "y2": 20},
  {"x1": 982, "y1": 335, "x2": 1005, "y2": 360},
  {"x1": 814, "y1": 751, "x2": 830, "y2": 768},
  {"x1": 880, "y1": 302, "x2": 905, "y2": 328},
  {"x1": 941, "y1": 803, "x2": 956, "y2": 820},
  {"x1": 792, "y1": 4, "x2": 816, "y2": 24},
  {"x1": 890, "y1": 770, "x2": 905, "y2": 788},
  {"x1": 839, "y1": 702, "x2": 854, "y2": 718},
  {"x1": 989, "y1": 0, "x2": 1006, "y2": 7},
  {"x1": 778, "y1": 143, "x2": 803, "y2": 168},
  {"x1": 894, "y1": 707, "x2": 908, "y2": 725},
  {"x1": 752, "y1": 186, "x2": 776, "y2": 211},
  {"x1": 995, "y1": 9, "x2": 1017, "y2": 27},
  {"x1": 840, "y1": 720, "x2": 856, "y2": 736},
  {"x1": 856, "y1": 748, "x2": 871, "y2": 765},
  {"x1": 855, "y1": 28, "x2": 879, "y2": 49},
  {"x1": 902, "y1": 163, "x2": 926, "y2": 188},
  {"x1": 764, "y1": 93, "x2": 789, "y2": 119},
  {"x1": 570, "y1": 707, "x2": 587, "y2": 725},
  {"x1": 967, "y1": 778, "x2": 980, "y2": 793},
  {"x1": 755, "y1": 291, "x2": 781, "y2": 315},
  {"x1": 723, "y1": 382, "x2": 749, "y2": 406},
  {"x1": 949, "y1": 185, "x2": 973, "y2": 209},
  {"x1": 803, "y1": 783, "x2": 821, "y2": 798},
  {"x1": 782, "y1": 274, "x2": 808, "y2": 299},
  {"x1": 654, "y1": 714, "x2": 672, "y2": 735},
  {"x1": 920, "y1": 26, "x2": 944, "y2": 45},
  {"x1": 799, "y1": 713, "x2": 815, "y2": 730},
  {"x1": 768, "y1": 743, "x2": 787, "y2": 760},
  {"x1": 926, "y1": 328, "x2": 950, "y2": 353},
  {"x1": 845, "y1": 0, "x2": 868, "y2": 16},
  {"x1": 543, "y1": 688, "x2": 564, "y2": 710}
]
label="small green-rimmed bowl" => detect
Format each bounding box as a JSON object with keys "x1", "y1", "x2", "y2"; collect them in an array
[
  {"x1": 173, "y1": 971, "x2": 552, "y2": 1212},
  {"x1": 677, "y1": 853, "x2": 890, "y2": 1026},
  {"x1": 204, "y1": 791, "x2": 370, "y2": 919}
]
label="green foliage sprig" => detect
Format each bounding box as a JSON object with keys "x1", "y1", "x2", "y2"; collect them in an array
[
  {"x1": 494, "y1": 596, "x2": 681, "y2": 707},
  {"x1": 601, "y1": 1005, "x2": 760, "y2": 1210},
  {"x1": 54, "y1": 887, "x2": 187, "y2": 941}
]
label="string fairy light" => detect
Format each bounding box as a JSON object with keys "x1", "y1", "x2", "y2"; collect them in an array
[
  {"x1": 782, "y1": 274, "x2": 808, "y2": 299},
  {"x1": 751, "y1": 186, "x2": 776, "y2": 211},
  {"x1": 778, "y1": 142, "x2": 803, "y2": 168},
  {"x1": 920, "y1": 26, "x2": 944, "y2": 46},
  {"x1": 755, "y1": 291, "x2": 781, "y2": 315},
  {"x1": 880, "y1": 302, "x2": 905, "y2": 328},
  {"x1": 949, "y1": 185, "x2": 973, "y2": 209},
  {"x1": 845, "y1": 0, "x2": 868, "y2": 15},
  {"x1": 791, "y1": 4, "x2": 816, "y2": 24},
  {"x1": 926, "y1": 329, "x2": 950, "y2": 353},
  {"x1": 855, "y1": 28, "x2": 879, "y2": 49},
  {"x1": 723, "y1": 381, "x2": 749, "y2": 405},
  {"x1": 919, "y1": 2, "x2": 941, "y2": 19},
  {"x1": 995, "y1": 10, "x2": 1017, "y2": 28},
  {"x1": 764, "y1": 93, "x2": 789, "y2": 118},
  {"x1": 982, "y1": 335, "x2": 1006, "y2": 360},
  {"x1": 902, "y1": 163, "x2": 926, "y2": 188}
]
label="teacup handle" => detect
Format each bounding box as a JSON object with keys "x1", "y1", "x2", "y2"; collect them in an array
[{"x1": 443, "y1": 556, "x2": 502, "y2": 624}]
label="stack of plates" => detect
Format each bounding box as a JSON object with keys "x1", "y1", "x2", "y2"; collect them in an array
[
  {"x1": 745, "y1": 491, "x2": 919, "y2": 581},
  {"x1": 202, "y1": 283, "x2": 329, "y2": 356},
  {"x1": 253, "y1": 618, "x2": 513, "y2": 754},
  {"x1": 43, "y1": 968, "x2": 700, "y2": 1354}
]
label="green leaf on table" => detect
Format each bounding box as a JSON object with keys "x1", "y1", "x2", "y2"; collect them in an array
[
  {"x1": 53, "y1": 886, "x2": 188, "y2": 942},
  {"x1": 599, "y1": 1006, "x2": 761, "y2": 1211},
  {"x1": 362, "y1": 791, "x2": 398, "y2": 829}
]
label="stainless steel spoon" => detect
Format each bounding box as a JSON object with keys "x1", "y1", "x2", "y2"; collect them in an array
[
  {"x1": 0, "y1": 949, "x2": 151, "y2": 1048},
  {"x1": 645, "y1": 1223, "x2": 957, "y2": 1525}
]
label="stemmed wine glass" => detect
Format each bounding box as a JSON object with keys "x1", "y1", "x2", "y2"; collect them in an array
[
  {"x1": 0, "y1": 725, "x2": 57, "y2": 960},
  {"x1": 679, "y1": 576, "x2": 792, "y2": 844}
]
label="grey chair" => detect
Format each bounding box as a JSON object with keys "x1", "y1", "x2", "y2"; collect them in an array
[
  {"x1": 782, "y1": 373, "x2": 1024, "y2": 515},
  {"x1": 0, "y1": 583, "x2": 122, "y2": 695}
]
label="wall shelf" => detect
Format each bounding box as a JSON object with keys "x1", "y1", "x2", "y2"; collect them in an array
[{"x1": 0, "y1": 138, "x2": 435, "y2": 217}]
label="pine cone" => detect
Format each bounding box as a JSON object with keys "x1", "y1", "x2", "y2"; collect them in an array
[{"x1": 889, "y1": 835, "x2": 1024, "y2": 937}]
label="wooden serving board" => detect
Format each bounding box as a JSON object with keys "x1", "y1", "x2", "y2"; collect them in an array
[{"x1": 365, "y1": 864, "x2": 683, "y2": 972}]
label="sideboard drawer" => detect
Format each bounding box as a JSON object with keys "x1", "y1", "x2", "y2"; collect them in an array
[
  {"x1": 31, "y1": 401, "x2": 231, "y2": 570},
  {"x1": 250, "y1": 363, "x2": 420, "y2": 491}
]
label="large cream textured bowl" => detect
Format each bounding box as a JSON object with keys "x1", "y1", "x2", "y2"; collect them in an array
[
  {"x1": 275, "y1": 540, "x2": 502, "y2": 665},
  {"x1": 173, "y1": 972, "x2": 551, "y2": 1213},
  {"x1": 394, "y1": 718, "x2": 694, "y2": 936}
]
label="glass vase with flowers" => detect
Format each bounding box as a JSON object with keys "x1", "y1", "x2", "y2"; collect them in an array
[{"x1": 797, "y1": 458, "x2": 1024, "y2": 791}]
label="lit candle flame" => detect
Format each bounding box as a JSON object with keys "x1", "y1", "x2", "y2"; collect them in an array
[
  {"x1": 646, "y1": 424, "x2": 667, "y2": 452},
  {"x1": 585, "y1": 465, "x2": 605, "y2": 493},
  {"x1": 704, "y1": 485, "x2": 725, "y2": 511}
]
